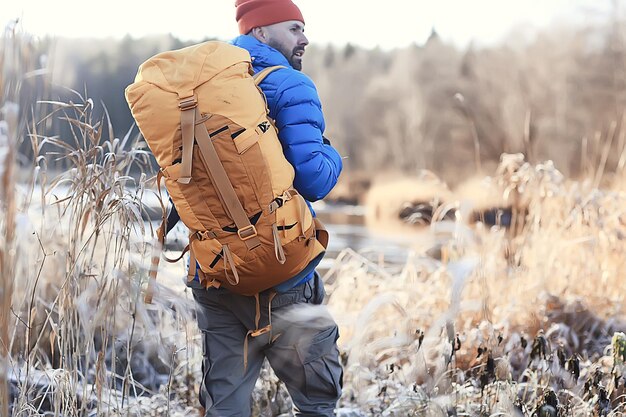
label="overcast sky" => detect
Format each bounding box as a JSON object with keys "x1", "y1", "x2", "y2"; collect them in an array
[{"x1": 1, "y1": 0, "x2": 615, "y2": 49}]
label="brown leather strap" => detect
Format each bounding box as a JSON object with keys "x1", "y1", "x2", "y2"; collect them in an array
[
  {"x1": 194, "y1": 108, "x2": 261, "y2": 250},
  {"x1": 178, "y1": 96, "x2": 197, "y2": 184},
  {"x1": 253, "y1": 66, "x2": 286, "y2": 85}
]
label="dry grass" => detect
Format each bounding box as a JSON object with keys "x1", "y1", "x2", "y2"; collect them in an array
[
  {"x1": 6, "y1": 95, "x2": 203, "y2": 416},
  {"x1": 327, "y1": 153, "x2": 626, "y2": 416},
  {"x1": 1, "y1": 25, "x2": 204, "y2": 416}
]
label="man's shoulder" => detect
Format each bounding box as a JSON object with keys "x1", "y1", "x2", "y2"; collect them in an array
[{"x1": 269, "y1": 67, "x2": 316, "y2": 93}]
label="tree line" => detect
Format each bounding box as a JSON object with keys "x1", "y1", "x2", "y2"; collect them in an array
[{"x1": 15, "y1": 14, "x2": 626, "y2": 186}]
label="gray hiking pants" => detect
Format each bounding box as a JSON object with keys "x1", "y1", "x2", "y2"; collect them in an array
[{"x1": 192, "y1": 273, "x2": 343, "y2": 417}]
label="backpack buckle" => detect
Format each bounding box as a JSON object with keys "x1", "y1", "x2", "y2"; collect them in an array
[
  {"x1": 238, "y1": 224, "x2": 258, "y2": 241},
  {"x1": 195, "y1": 230, "x2": 218, "y2": 241},
  {"x1": 178, "y1": 96, "x2": 197, "y2": 111}
]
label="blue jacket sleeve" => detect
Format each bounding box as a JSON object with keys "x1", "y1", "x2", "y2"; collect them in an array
[{"x1": 271, "y1": 72, "x2": 343, "y2": 202}]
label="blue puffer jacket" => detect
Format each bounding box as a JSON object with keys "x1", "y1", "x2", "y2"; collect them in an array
[
  {"x1": 232, "y1": 35, "x2": 343, "y2": 291},
  {"x1": 232, "y1": 35, "x2": 343, "y2": 204}
]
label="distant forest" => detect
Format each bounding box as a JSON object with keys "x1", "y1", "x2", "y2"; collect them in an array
[{"x1": 15, "y1": 15, "x2": 626, "y2": 186}]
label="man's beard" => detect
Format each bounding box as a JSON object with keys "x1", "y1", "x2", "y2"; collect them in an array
[
  {"x1": 268, "y1": 40, "x2": 304, "y2": 71},
  {"x1": 289, "y1": 54, "x2": 303, "y2": 71}
]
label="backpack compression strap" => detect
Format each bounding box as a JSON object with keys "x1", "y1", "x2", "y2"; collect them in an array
[
  {"x1": 177, "y1": 96, "x2": 197, "y2": 184},
  {"x1": 177, "y1": 96, "x2": 262, "y2": 251},
  {"x1": 192, "y1": 106, "x2": 262, "y2": 250}
]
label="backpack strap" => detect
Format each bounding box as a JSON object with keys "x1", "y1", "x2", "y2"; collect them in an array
[
  {"x1": 253, "y1": 66, "x2": 286, "y2": 114},
  {"x1": 252, "y1": 65, "x2": 286, "y2": 85},
  {"x1": 177, "y1": 95, "x2": 197, "y2": 184},
  {"x1": 193, "y1": 107, "x2": 262, "y2": 251}
]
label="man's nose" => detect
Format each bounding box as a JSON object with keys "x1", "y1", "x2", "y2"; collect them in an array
[{"x1": 299, "y1": 33, "x2": 309, "y2": 46}]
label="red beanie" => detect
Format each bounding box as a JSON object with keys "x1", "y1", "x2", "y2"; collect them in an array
[{"x1": 235, "y1": 0, "x2": 305, "y2": 35}]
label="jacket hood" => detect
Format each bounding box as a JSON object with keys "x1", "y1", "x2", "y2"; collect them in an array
[{"x1": 232, "y1": 35, "x2": 292, "y2": 69}]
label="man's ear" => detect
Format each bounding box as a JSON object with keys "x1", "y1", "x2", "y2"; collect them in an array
[{"x1": 250, "y1": 27, "x2": 267, "y2": 43}]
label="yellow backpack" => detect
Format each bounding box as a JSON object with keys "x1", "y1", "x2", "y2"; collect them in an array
[{"x1": 125, "y1": 41, "x2": 327, "y2": 298}]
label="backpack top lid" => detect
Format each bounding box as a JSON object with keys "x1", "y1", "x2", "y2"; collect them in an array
[{"x1": 134, "y1": 41, "x2": 251, "y2": 98}]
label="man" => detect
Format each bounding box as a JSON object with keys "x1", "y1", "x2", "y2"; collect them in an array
[{"x1": 191, "y1": 0, "x2": 344, "y2": 416}]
